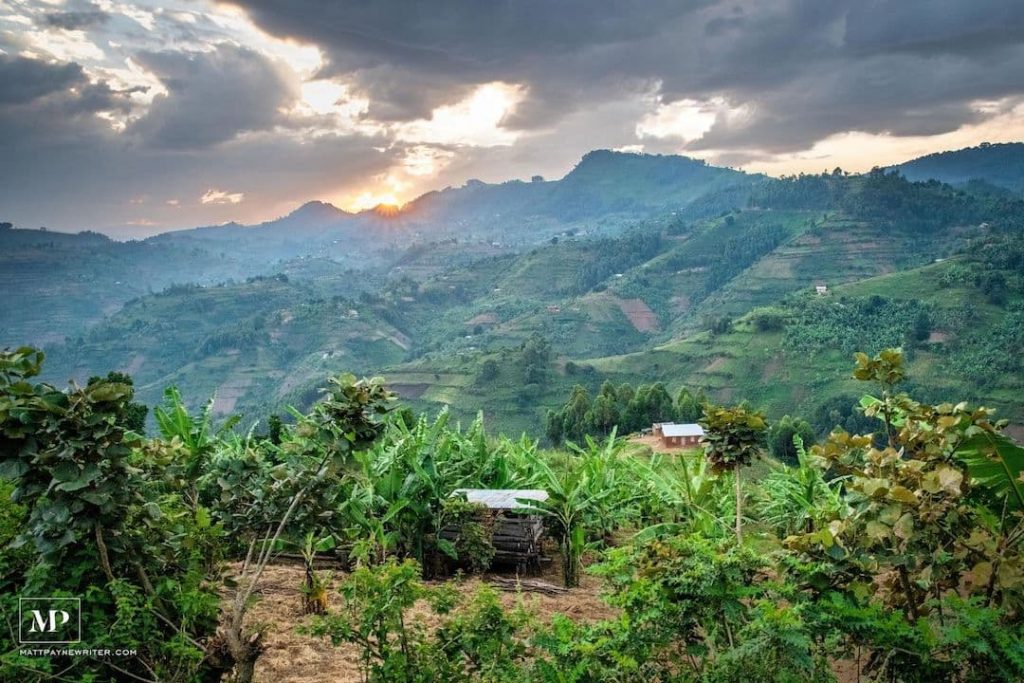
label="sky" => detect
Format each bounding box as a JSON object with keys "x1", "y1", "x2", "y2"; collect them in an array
[{"x1": 2, "y1": 0, "x2": 1024, "y2": 235}]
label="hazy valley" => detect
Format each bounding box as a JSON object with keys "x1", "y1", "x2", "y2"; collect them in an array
[{"x1": 3, "y1": 143, "x2": 1023, "y2": 437}]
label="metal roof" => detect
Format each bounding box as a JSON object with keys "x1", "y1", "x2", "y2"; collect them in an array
[
  {"x1": 450, "y1": 488, "x2": 549, "y2": 510},
  {"x1": 661, "y1": 423, "x2": 704, "y2": 438}
]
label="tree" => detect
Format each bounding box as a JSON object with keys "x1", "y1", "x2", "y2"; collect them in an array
[
  {"x1": 790, "y1": 348, "x2": 1024, "y2": 637},
  {"x1": 912, "y1": 310, "x2": 932, "y2": 342},
  {"x1": 87, "y1": 371, "x2": 148, "y2": 432},
  {"x1": 700, "y1": 404, "x2": 768, "y2": 543},
  {"x1": 220, "y1": 373, "x2": 395, "y2": 682},
  {"x1": 768, "y1": 415, "x2": 816, "y2": 466},
  {"x1": 478, "y1": 358, "x2": 499, "y2": 382},
  {"x1": 707, "y1": 315, "x2": 732, "y2": 335},
  {"x1": 522, "y1": 433, "x2": 625, "y2": 587},
  {"x1": 0, "y1": 348, "x2": 228, "y2": 681},
  {"x1": 589, "y1": 382, "x2": 620, "y2": 436},
  {"x1": 267, "y1": 413, "x2": 284, "y2": 445},
  {"x1": 519, "y1": 334, "x2": 551, "y2": 385},
  {"x1": 675, "y1": 387, "x2": 703, "y2": 422},
  {"x1": 560, "y1": 385, "x2": 592, "y2": 443}
]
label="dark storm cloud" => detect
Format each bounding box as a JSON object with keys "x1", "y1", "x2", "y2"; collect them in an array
[
  {"x1": 0, "y1": 55, "x2": 132, "y2": 148},
  {"x1": 0, "y1": 55, "x2": 86, "y2": 105},
  {"x1": 128, "y1": 45, "x2": 296, "y2": 149},
  {"x1": 0, "y1": 39, "x2": 387, "y2": 231},
  {"x1": 230, "y1": 0, "x2": 712, "y2": 122},
  {"x1": 41, "y1": 9, "x2": 111, "y2": 31},
  {"x1": 228, "y1": 0, "x2": 1024, "y2": 152}
]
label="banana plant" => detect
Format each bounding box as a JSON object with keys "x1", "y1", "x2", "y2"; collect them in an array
[
  {"x1": 154, "y1": 386, "x2": 240, "y2": 510},
  {"x1": 755, "y1": 434, "x2": 847, "y2": 538},
  {"x1": 518, "y1": 434, "x2": 635, "y2": 587},
  {"x1": 633, "y1": 450, "x2": 731, "y2": 540},
  {"x1": 522, "y1": 455, "x2": 608, "y2": 587},
  {"x1": 954, "y1": 429, "x2": 1024, "y2": 553}
]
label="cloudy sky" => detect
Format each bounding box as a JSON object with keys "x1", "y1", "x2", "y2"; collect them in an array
[{"x1": 3, "y1": 0, "x2": 1024, "y2": 235}]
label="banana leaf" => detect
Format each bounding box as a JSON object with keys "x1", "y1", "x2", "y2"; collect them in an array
[{"x1": 954, "y1": 430, "x2": 1024, "y2": 513}]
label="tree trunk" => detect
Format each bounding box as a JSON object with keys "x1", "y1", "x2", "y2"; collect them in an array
[
  {"x1": 223, "y1": 614, "x2": 263, "y2": 683},
  {"x1": 734, "y1": 469, "x2": 743, "y2": 544}
]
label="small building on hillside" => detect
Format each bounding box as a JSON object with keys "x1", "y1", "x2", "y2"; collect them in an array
[
  {"x1": 658, "y1": 422, "x2": 705, "y2": 448},
  {"x1": 446, "y1": 489, "x2": 549, "y2": 572},
  {"x1": 815, "y1": 284, "x2": 828, "y2": 295}
]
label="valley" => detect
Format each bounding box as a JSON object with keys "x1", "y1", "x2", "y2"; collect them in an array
[{"x1": 3, "y1": 147, "x2": 1019, "y2": 439}]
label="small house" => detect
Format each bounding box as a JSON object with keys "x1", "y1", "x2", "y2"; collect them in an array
[
  {"x1": 651, "y1": 421, "x2": 672, "y2": 437},
  {"x1": 446, "y1": 489, "x2": 549, "y2": 572},
  {"x1": 815, "y1": 284, "x2": 828, "y2": 295},
  {"x1": 660, "y1": 423, "x2": 704, "y2": 448}
]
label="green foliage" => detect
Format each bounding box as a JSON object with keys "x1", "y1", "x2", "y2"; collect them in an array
[
  {"x1": 699, "y1": 404, "x2": 768, "y2": 474},
  {"x1": 755, "y1": 435, "x2": 845, "y2": 538},
  {"x1": 785, "y1": 349, "x2": 1023, "y2": 680},
  {"x1": 87, "y1": 371, "x2": 148, "y2": 432},
  {"x1": 341, "y1": 410, "x2": 537, "y2": 572},
  {"x1": 310, "y1": 559, "x2": 529, "y2": 683},
  {"x1": 786, "y1": 296, "x2": 935, "y2": 356},
  {"x1": 439, "y1": 497, "x2": 495, "y2": 574},
  {"x1": 767, "y1": 415, "x2": 816, "y2": 465},
  {"x1": 4, "y1": 336, "x2": 1024, "y2": 682},
  {"x1": 0, "y1": 347, "x2": 225, "y2": 681},
  {"x1": 520, "y1": 432, "x2": 638, "y2": 587},
  {"x1": 750, "y1": 307, "x2": 788, "y2": 333},
  {"x1": 546, "y1": 380, "x2": 703, "y2": 444}
]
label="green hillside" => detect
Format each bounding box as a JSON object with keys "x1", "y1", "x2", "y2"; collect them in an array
[
  {"x1": 42, "y1": 276, "x2": 410, "y2": 419},
  {"x1": 894, "y1": 142, "x2": 1024, "y2": 193},
  {"x1": 26, "y1": 160, "x2": 1024, "y2": 436}
]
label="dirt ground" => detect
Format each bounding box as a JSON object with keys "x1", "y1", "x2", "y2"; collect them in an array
[
  {"x1": 246, "y1": 562, "x2": 616, "y2": 683},
  {"x1": 240, "y1": 560, "x2": 872, "y2": 683},
  {"x1": 628, "y1": 433, "x2": 700, "y2": 455},
  {"x1": 614, "y1": 296, "x2": 660, "y2": 333}
]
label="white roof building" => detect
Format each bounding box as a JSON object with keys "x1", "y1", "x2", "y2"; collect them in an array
[
  {"x1": 451, "y1": 488, "x2": 549, "y2": 510},
  {"x1": 661, "y1": 423, "x2": 705, "y2": 438}
]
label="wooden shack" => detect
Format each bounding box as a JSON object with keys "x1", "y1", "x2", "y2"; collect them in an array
[{"x1": 445, "y1": 488, "x2": 548, "y2": 572}]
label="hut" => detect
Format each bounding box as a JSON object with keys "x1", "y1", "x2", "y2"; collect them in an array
[
  {"x1": 660, "y1": 423, "x2": 705, "y2": 448},
  {"x1": 445, "y1": 489, "x2": 548, "y2": 572}
]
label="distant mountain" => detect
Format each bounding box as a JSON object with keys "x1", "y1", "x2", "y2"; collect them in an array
[
  {"x1": 13, "y1": 146, "x2": 1024, "y2": 434},
  {"x1": 892, "y1": 142, "x2": 1024, "y2": 194},
  {"x1": 154, "y1": 150, "x2": 758, "y2": 257},
  {"x1": 404, "y1": 150, "x2": 756, "y2": 230},
  {"x1": 0, "y1": 150, "x2": 757, "y2": 348},
  {"x1": 36, "y1": 168, "x2": 1024, "y2": 433}
]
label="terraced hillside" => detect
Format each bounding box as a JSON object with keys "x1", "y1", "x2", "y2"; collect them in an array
[
  {"x1": 42, "y1": 276, "x2": 410, "y2": 419},
  {"x1": 26, "y1": 155, "x2": 1024, "y2": 436}
]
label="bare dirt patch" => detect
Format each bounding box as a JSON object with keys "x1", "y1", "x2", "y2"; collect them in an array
[
  {"x1": 670, "y1": 295, "x2": 691, "y2": 315},
  {"x1": 629, "y1": 434, "x2": 700, "y2": 455},
  {"x1": 466, "y1": 312, "x2": 499, "y2": 326},
  {"x1": 702, "y1": 356, "x2": 728, "y2": 373},
  {"x1": 212, "y1": 375, "x2": 253, "y2": 414},
  {"x1": 761, "y1": 354, "x2": 782, "y2": 381},
  {"x1": 615, "y1": 297, "x2": 660, "y2": 333},
  {"x1": 927, "y1": 330, "x2": 950, "y2": 343},
  {"x1": 247, "y1": 563, "x2": 615, "y2": 683}
]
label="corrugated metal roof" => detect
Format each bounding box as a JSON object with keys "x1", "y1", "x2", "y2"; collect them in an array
[
  {"x1": 450, "y1": 488, "x2": 549, "y2": 510},
  {"x1": 661, "y1": 423, "x2": 704, "y2": 437}
]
